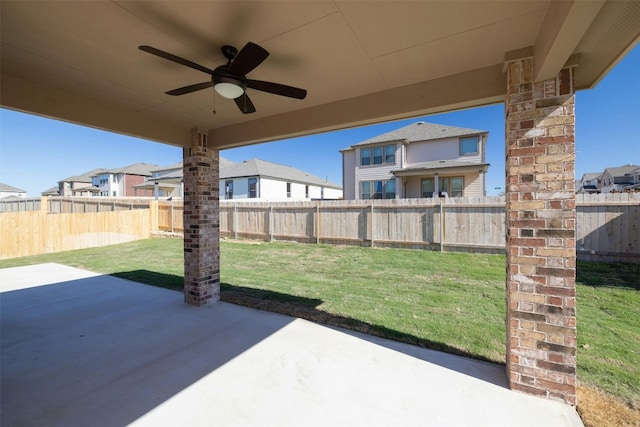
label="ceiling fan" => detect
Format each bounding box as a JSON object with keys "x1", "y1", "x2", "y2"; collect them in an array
[{"x1": 139, "y1": 42, "x2": 307, "y2": 114}]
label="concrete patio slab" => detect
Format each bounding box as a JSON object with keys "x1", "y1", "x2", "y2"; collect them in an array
[{"x1": 1, "y1": 263, "x2": 583, "y2": 426}]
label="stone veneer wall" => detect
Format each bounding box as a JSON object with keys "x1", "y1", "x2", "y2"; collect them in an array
[{"x1": 505, "y1": 57, "x2": 577, "y2": 405}]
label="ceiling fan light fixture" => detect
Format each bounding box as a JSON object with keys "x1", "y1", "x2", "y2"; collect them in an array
[{"x1": 214, "y1": 75, "x2": 245, "y2": 99}]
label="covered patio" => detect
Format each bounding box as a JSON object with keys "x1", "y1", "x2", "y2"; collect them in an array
[
  {"x1": 1, "y1": 0, "x2": 639, "y2": 412},
  {"x1": 1, "y1": 263, "x2": 583, "y2": 426}
]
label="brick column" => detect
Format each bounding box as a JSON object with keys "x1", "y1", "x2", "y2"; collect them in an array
[
  {"x1": 505, "y1": 57, "x2": 577, "y2": 405},
  {"x1": 183, "y1": 129, "x2": 220, "y2": 306}
]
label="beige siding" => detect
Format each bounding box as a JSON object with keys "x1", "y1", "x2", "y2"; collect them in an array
[{"x1": 342, "y1": 150, "x2": 356, "y2": 200}]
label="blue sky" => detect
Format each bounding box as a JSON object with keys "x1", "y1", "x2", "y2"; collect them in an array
[{"x1": 1, "y1": 45, "x2": 638, "y2": 197}]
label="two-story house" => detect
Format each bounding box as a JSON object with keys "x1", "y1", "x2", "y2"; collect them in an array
[
  {"x1": 600, "y1": 164, "x2": 640, "y2": 193},
  {"x1": 56, "y1": 168, "x2": 108, "y2": 197},
  {"x1": 576, "y1": 172, "x2": 601, "y2": 194},
  {"x1": 341, "y1": 121, "x2": 489, "y2": 200},
  {"x1": 90, "y1": 163, "x2": 159, "y2": 197}
]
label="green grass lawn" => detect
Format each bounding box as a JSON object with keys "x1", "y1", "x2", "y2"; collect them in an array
[{"x1": 1, "y1": 238, "x2": 638, "y2": 409}]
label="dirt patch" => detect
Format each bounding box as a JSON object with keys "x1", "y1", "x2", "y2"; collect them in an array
[{"x1": 578, "y1": 385, "x2": 640, "y2": 427}]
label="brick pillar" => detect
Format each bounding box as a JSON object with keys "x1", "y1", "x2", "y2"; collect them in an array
[
  {"x1": 183, "y1": 129, "x2": 220, "y2": 306},
  {"x1": 505, "y1": 57, "x2": 577, "y2": 405}
]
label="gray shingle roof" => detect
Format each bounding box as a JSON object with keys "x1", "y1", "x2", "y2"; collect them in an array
[
  {"x1": 581, "y1": 172, "x2": 601, "y2": 181},
  {"x1": 221, "y1": 159, "x2": 341, "y2": 189},
  {"x1": 106, "y1": 163, "x2": 160, "y2": 176},
  {"x1": 350, "y1": 121, "x2": 487, "y2": 147},
  {"x1": 0, "y1": 183, "x2": 27, "y2": 193},
  {"x1": 605, "y1": 164, "x2": 640, "y2": 178},
  {"x1": 59, "y1": 168, "x2": 108, "y2": 183},
  {"x1": 150, "y1": 157, "x2": 236, "y2": 174}
]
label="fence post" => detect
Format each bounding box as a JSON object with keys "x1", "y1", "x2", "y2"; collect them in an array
[
  {"x1": 171, "y1": 200, "x2": 174, "y2": 233},
  {"x1": 269, "y1": 204, "x2": 274, "y2": 242},
  {"x1": 316, "y1": 202, "x2": 320, "y2": 244},
  {"x1": 370, "y1": 202, "x2": 375, "y2": 248},
  {"x1": 439, "y1": 198, "x2": 445, "y2": 252},
  {"x1": 234, "y1": 203, "x2": 238, "y2": 240}
]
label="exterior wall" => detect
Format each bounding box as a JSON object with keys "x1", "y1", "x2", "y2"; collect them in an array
[
  {"x1": 221, "y1": 176, "x2": 341, "y2": 201},
  {"x1": 353, "y1": 143, "x2": 400, "y2": 200},
  {"x1": 123, "y1": 174, "x2": 151, "y2": 197},
  {"x1": 0, "y1": 191, "x2": 27, "y2": 199},
  {"x1": 505, "y1": 57, "x2": 577, "y2": 405},
  {"x1": 405, "y1": 136, "x2": 484, "y2": 164},
  {"x1": 342, "y1": 150, "x2": 356, "y2": 200},
  {"x1": 345, "y1": 135, "x2": 487, "y2": 200},
  {"x1": 402, "y1": 171, "x2": 484, "y2": 198}
]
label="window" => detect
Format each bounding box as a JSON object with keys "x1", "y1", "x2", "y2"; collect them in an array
[
  {"x1": 372, "y1": 180, "x2": 383, "y2": 198},
  {"x1": 112, "y1": 191, "x2": 116, "y2": 196},
  {"x1": 361, "y1": 145, "x2": 396, "y2": 166},
  {"x1": 225, "y1": 180, "x2": 233, "y2": 199},
  {"x1": 360, "y1": 179, "x2": 395, "y2": 199},
  {"x1": 385, "y1": 179, "x2": 396, "y2": 199},
  {"x1": 421, "y1": 178, "x2": 434, "y2": 198},
  {"x1": 361, "y1": 148, "x2": 371, "y2": 166},
  {"x1": 286, "y1": 182, "x2": 291, "y2": 198},
  {"x1": 450, "y1": 177, "x2": 464, "y2": 197},
  {"x1": 385, "y1": 145, "x2": 396, "y2": 163},
  {"x1": 421, "y1": 177, "x2": 464, "y2": 198},
  {"x1": 460, "y1": 136, "x2": 479, "y2": 155},
  {"x1": 373, "y1": 147, "x2": 383, "y2": 164},
  {"x1": 248, "y1": 178, "x2": 257, "y2": 198},
  {"x1": 360, "y1": 181, "x2": 371, "y2": 199},
  {"x1": 305, "y1": 185, "x2": 309, "y2": 198}
]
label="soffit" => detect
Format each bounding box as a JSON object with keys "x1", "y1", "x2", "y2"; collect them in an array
[{"x1": 1, "y1": 1, "x2": 638, "y2": 149}]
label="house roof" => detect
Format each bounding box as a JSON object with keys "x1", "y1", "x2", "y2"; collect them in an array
[
  {"x1": 150, "y1": 157, "x2": 236, "y2": 174},
  {"x1": 41, "y1": 186, "x2": 59, "y2": 196},
  {"x1": 581, "y1": 172, "x2": 602, "y2": 181},
  {"x1": 349, "y1": 121, "x2": 487, "y2": 148},
  {"x1": 0, "y1": 183, "x2": 27, "y2": 193},
  {"x1": 604, "y1": 164, "x2": 640, "y2": 178},
  {"x1": 59, "y1": 168, "x2": 109, "y2": 184},
  {"x1": 221, "y1": 159, "x2": 341, "y2": 189},
  {"x1": 104, "y1": 163, "x2": 160, "y2": 177},
  {"x1": 392, "y1": 160, "x2": 490, "y2": 177}
]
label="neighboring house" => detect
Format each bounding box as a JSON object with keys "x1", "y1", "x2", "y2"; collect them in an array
[
  {"x1": 88, "y1": 163, "x2": 159, "y2": 197},
  {"x1": 576, "y1": 172, "x2": 601, "y2": 194},
  {"x1": 135, "y1": 158, "x2": 237, "y2": 198},
  {"x1": 600, "y1": 164, "x2": 640, "y2": 193},
  {"x1": 57, "y1": 168, "x2": 108, "y2": 197},
  {"x1": 341, "y1": 121, "x2": 489, "y2": 200},
  {"x1": 221, "y1": 158, "x2": 342, "y2": 201},
  {"x1": 134, "y1": 157, "x2": 342, "y2": 201},
  {"x1": 41, "y1": 186, "x2": 60, "y2": 196},
  {"x1": 0, "y1": 183, "x2": 27, "y2": 199}
]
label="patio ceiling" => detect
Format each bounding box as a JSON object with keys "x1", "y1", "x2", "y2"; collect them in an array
[{"x1": 1, "y1": 1, "x2": 638, "y2": 149}]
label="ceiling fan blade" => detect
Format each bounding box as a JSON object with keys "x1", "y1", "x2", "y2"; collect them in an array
[
  {"x1": 234, "y1": 93, "x2": 256, "y2": 114},
  {"x1": 139, "y1": 45, "x2": 213, "y2": 75},
  {"x1": 229, "y1": 42, "x2": 269, "y2": 76},
  {"x1": 165, "y1": 81, "x2": 213, "y2": 96},
  {"x1": 247, "y1": 79, "x2": 307, "y2": 99}
]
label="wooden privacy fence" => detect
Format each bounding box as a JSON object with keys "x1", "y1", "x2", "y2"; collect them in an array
[
  {"x1": 0, "y1": 197, "x2": 157, "y2": 259},
  {"x1": 217, "y1": 197, "x2": 507, "y2": 252},
  {"x1": 2, "y1": 194, "x2": 638, "y2": 262}
]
